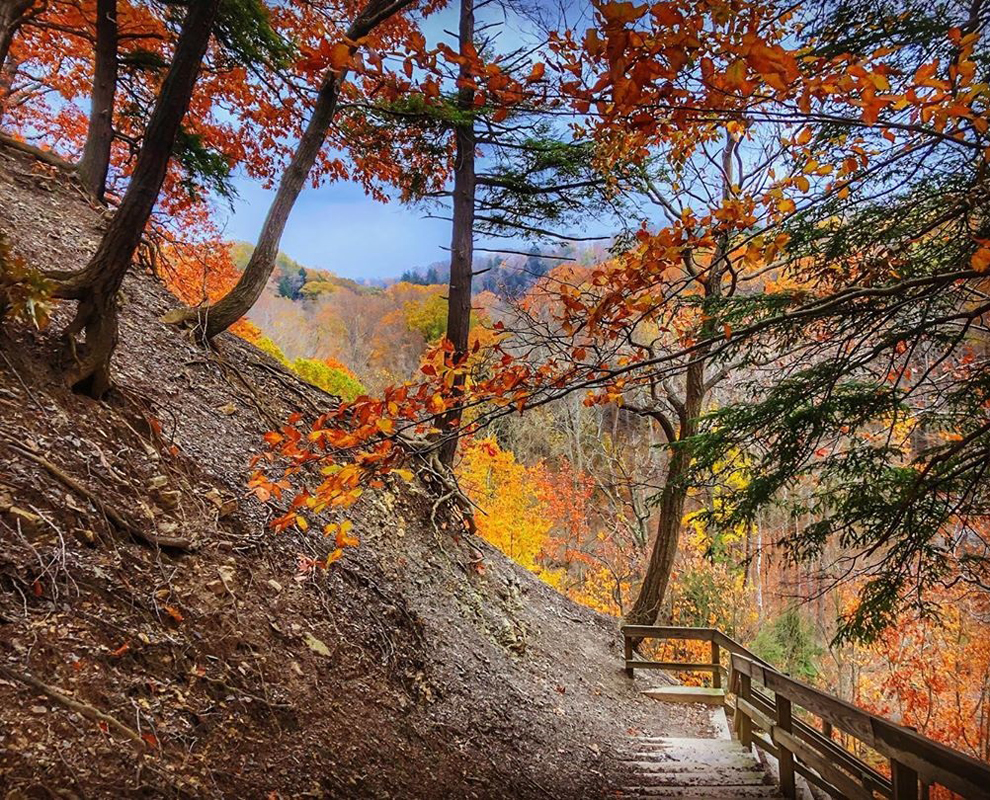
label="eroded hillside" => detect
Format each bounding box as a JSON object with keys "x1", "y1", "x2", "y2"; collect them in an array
[{"x1": 0, "y1": 146, "x2": 708, "y2": 799}]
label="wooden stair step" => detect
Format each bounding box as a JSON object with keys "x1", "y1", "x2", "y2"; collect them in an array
[
  {"x1": 641, "y1": 687, "x2": 727, "y2": 705},
  {"x1": 617, "y1": 770, "x2": 770, "y2": 786},
  {"x1": 619, "y1": 790, "x2": 782, "y2": 799},
  {"x1": 622, "y1": 757, "x2": 760, "y2": 770},
  {"x1": 615, "y1": 736, "x2": 782, "y2": 799}
]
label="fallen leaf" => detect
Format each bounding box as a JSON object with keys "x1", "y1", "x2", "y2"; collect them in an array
[{"x1": 303, "y1": 632, "x2": 331, "y2": 658}]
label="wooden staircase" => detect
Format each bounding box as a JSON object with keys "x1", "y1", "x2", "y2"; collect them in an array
[
  {"x1": 621, "y1": 625, "x2": 990, "y2": 800},
  {"x1": 617, "y1": 736, "x2": 782, "y2": 799}
]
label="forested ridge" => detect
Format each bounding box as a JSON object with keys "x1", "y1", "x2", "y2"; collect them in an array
[{"x1": 0, "y1": 0, "x2": 988, "y2": 796}]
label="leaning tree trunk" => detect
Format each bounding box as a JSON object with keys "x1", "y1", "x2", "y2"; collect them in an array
[
  {"x1": 181, "y1": 68, "x2": 346, "y2": 339},
  {"x1": 625, "y1": 134, "x2": 735, "y2": 630},
  {"x1": 171, "y1": 0, "x2": 419, "y2": 340},
  {"x1": 77, "y1": 0, "x2": 118, "y2": 202},
  {"x1": 437, "y1": 0, "x2": 476, "y2": 467},
  {"x1": 53, "y1": 0, "x2": 220, "y2": 397},
  {"x1": 624, "y1": 357, "x2": 706, "y2": 628}
]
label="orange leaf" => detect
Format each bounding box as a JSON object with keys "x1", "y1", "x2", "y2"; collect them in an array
[
  {"x1": 335, "y1": 520, "x2": 360, "y2": 548},
  {"x1": 329, "y1": 42, "x2": 351, "y2": 71},
  {"x1": 110, "y1": 641, "x2": 130, "y2": 658},
  {"x1": 971, "y1": 245, "x2": 990, "y2": 273},
  {"x1": 527, "y1": 62, "x2": 546, "y2": 83}
]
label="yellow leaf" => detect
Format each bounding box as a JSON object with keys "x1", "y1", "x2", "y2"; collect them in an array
[{"x1": 335, "y1": 520, "x2": 360, "y2": 548}]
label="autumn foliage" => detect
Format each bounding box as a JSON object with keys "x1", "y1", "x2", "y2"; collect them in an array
[{"x1": 0, "y1": 0, "x2": 988, "y2": 782}]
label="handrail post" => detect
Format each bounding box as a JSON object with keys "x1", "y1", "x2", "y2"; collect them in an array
[
  {"x1": 891, "y1": 724, "x2": 920, "y2": 799},
  {"x1": 624, "y1": 633, "x2": 634, "y2": 679},
  {"x1": 711, "y1": 640, "x2": 721, "y2": 689},
  {"x1": 736, "y1": 670, "x2": 752, "y2": 748},
  {"x1": 891, "y1": 759, "x2": 919, "y2": 799},
  {"x1": 777, "y1": 695, "x2": 796, "y2": 799}
]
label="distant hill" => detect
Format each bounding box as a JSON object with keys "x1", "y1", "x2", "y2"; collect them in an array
[
  {"x1": 398, "y1": 244, "x2": 599, "y2": 299},
  {"x1": 229, "y1": 241, "x2": 380, "y2": 301}
]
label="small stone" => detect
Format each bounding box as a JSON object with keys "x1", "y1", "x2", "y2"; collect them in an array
[
  {"x1": 30, "y1": 706, "x2": 47, "y2": 715},
  {"x1": 156, "y1": 490, "x2": 181, "y2": 510}
]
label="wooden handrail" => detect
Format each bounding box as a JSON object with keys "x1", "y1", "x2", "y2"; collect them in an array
[
  {"x1": 620, "y1": 625, "x2": 729, "y2": 681},
  {"x1": 732, "y1": 654, "x2": 990, "y2": 799},
  {"x1": 620, "y1": 624, "x2": 990, "y2": 800}
]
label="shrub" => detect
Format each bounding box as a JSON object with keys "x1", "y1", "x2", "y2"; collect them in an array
[{"x1": 291, "y1": 357, "x2": 365, "y2": 401}]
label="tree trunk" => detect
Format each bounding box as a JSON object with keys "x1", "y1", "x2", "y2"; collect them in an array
[
  {"x1": 172, "y1": 0, "x2": 419, "y2": 340},
  {"x1": 437, "y1": 0, "x2": 476, "y2": 466},
  {"x1": 624, "y1": 357, "x2": 705, "y2": 627},
  {"x1": 188, "y1": 69, "x2": 344, "y2": 339},
  {"x1": 0, "y1": 0, "x2": 32, "y2": 121},
  {"x1": 77, "y1": 0, "x2": 118, "y2": 202},
  {"x1": 624, "y1": 133, "x2": 736, "y2": 630},
  {"x1": 54, "y1": 0, "x2": 220, "y2": 397}
]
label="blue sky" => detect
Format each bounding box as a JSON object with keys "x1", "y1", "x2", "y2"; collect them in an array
[
  {"x1": 219, "y1": 0, "x2": 591, "y2": 283},
  {"x1": 220, "y1": 1, "x2": 487, "y2": 282},
  {"x1": 222, "y1": 175, "x2": 452, "y2": 281}
]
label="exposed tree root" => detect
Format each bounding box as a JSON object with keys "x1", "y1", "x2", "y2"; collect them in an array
[
  {"x1": 0, "y1": 134, "x2": 76, "y2": 172},
  {"x1": 415, "y1": 447, "x2": 479, "y2": 536},
  {"x1": 1, "y1": 436, "x2": 195, "y2": 551},
  {"x1": 58, "y1": 292, "x2": 117, "y2": 398},
  {"x1": 0, "y1": 663, "x2": 150, "y2": 751}
]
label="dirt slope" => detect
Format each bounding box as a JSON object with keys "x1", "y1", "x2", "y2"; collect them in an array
[{"x1": 0, "y1": 145, "x2": 709, "y2": 800}]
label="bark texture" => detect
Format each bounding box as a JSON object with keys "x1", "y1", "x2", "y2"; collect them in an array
[
  {"x1": 54, "y1": 0, "x2": 220, "y2": 397},
  {"x1": 77, "y1": 0, "x2": 118, "y2": 202},
  {"x1": 437, "y1": 0, "x2": 475, "y2": 466},
  {"x1": 623, "y1": 359, "x2": 705, "y2": 627}
]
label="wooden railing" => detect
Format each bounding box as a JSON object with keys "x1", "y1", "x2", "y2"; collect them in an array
[
  {"x1": 621, "y1": 625, "x2": 990, "y2": 800},
  {"x1": 621, "y1": 624, "x2": 773, "y2": 687}
]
